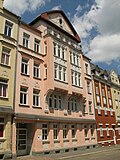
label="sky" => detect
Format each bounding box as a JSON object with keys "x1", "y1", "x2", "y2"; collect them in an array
[{"x1": 4, "y1": 0, "x2": 120, "y2": 75}]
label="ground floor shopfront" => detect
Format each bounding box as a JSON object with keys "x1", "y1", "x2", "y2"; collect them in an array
[{"x1": 11, "y1": 114, "x2": 97, "y2": 157}]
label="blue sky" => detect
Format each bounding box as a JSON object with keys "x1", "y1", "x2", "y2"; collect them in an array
[{"x1": 4, "y1": 0, "x2": 120, "y2": 75}]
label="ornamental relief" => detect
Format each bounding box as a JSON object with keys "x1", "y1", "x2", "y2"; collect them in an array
[{"x1": 1, "y1": 70, "x2": 8, "y2": 78}]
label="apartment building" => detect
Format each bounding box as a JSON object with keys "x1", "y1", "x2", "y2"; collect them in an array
[
  {"x1": 91, "y1": 64, "x2": 117, "y2": 146},
  {"x1": 0, "y1": 0, "x2": 19, "y2": 158},
  {"x1": 109, "y1": 70, "x2": 120, "y2": 144},
  {"x1": 11, "y1": 10, "x2": 97, "y2": 157}
]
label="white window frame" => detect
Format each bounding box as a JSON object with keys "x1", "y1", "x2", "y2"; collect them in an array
[
  {"x1": 33, "y1": 62, "x2": 40, "y2": 78},
  {"x1": 23, "y1": 32, "x2": 30, "y2": 48},
  {"x1": 1, "y1": 47, "x2": 10, "y2": 66},
  {"x1": 33, "y1": 89, "x2": 40, "y2": 107},
  {"x1": 53, "y1": 124, "x2": 58, "y2": 140},
  {"x1": 71, "y1": 125, "x2": 76, "y2": 138},
  {"x1": 21, "y1": 58, "x2": 29, "y2": 75},
  {"x1": 99, "y1": 125, "x2": 103, "y2": 137},
  {"x1": 84, "y1": 125, "x2": 88, "y2": 138},
  {"x1": 0, "y1": 79, "x2": 8, "y2": 98},
  {"x1": 63, "y1": 125, "x2": 67, "y2": 139},
  {"x1": 34, "y1": 38, "x2": 40, "y2": 53},
  {"x1": 20, "y1": 87, "x2": 28, "y2": 105},
  {"x1": 4, "y1": 20, "x2": 13, "y2": 37},
  {"x1": 42, "y1": 124, "x2": 48, "y2": 140},
  {"x1": 106, "y1": 125, "x2": 109, "y2": 136}
]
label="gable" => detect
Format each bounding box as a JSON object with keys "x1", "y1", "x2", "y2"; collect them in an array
[{"x1": 48, "y1": 12, "x2": 74, "y2": 36}]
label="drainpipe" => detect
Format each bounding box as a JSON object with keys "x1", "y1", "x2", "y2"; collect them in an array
[{"x1": 10, "y1": 16, "x2": 21, "y2": 157}]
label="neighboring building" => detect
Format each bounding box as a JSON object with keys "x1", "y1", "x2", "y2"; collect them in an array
[
  {"x1": 91, "y1": 64, "x2": 117, "y2": 146},
  {"x1": 12, "y1": 10, "x2": 97, "y2": 157},
  {"x1": 109, "y1": 70, "x2": 120, "y2": 144},
  {"x1": 0, "y1": 0, "x2": 19, "y2": 158}
]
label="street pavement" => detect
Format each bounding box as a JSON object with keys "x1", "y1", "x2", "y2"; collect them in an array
[{"x1": 15, "y1": 145, "x2": 120, "y2": 160}]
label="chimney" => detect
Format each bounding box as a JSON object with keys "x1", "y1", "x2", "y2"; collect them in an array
[{"x1": 0, "y1": 0, "x2": 4, "y2": 10}]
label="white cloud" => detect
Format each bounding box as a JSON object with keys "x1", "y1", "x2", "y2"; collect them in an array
[
  {"x1": 87, "y1": 34, "x2": 120, "y2": 63},
  {"x1": 4, "y1": 0, "x2": 50, "y2": 16},
  {"x1": 72, "y1": 0, "x2": 120, "y2": 64},
  {"x1": 51, "y1": 5, "x2": 61, "y2": 10}
]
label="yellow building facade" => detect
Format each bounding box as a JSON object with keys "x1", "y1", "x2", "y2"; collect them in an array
[
  {"x1": 0, "y1": 0, "x2": 19, "y2": 158},
  {"x1": 110, "y1": 70, "x2": 120, "y2": 123}
]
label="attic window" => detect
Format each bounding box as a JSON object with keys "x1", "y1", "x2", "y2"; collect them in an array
[{"x1": 59, "y1": 18, "x2": 62, "y2": 24}]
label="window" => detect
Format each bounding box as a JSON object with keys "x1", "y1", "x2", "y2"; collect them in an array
[
  {"x1": 87, "y1": 81, "x2": 90, "y2": 93},
  {"x1": 62, "y1": 47, "x2": 66, "y2": 60},
  {"x1": 84, "y1": 125, "x2": 88, "y2": 138},
  {"x1": 4, "y1": 20, "x2": 13, "y2": 37},
  {"x1": 0, "y1": 118, "x2": 4, "y2": 137},
  {"x1": 68, "y1": 97, "x2": 78, "y2": 112},
  {"x1": 54, "y1": 95, "x2": 57, "y2": 109},
  {"x1": 21, "y1": 58, "x2": 29, "y2": 75},
  {"x1": 58, "y1": 96, "x2": 62, "y2": 109},
  {"x1": 44, "y1": 42, "x2": 47, "y2": 54},
  {"x1": 54, "y1": 63, "x2": 67, "y2": 82},
  {"x1": 85, "y1": 63, "x2": 89, "y2": 74},
  {"x1": 118, "y1": 125, "x2": 120, "y2": 135},
  {"x1": 95, "y1": 82, "x2": 100, "y2": 105},
  {"x1": 0, "y1": 79, "x2": 8, "y2": 98},
  {"x1": 71, "y1": 70, "x2": 81, "y2": 87},
  {"x1": 53, "y1": 124, "x2": 58, "y2": 140},
  {"x1": 63, "y1": 68, "x2": 67, "y2": 82},
  {"x1": 44, "y1": 65, "x2": 47, "y2": 79},
  {"x1": 33, "y1": 89, "x2": 40, "y2": 107},
  {"x1": 42, "y1": 124, "x2": 48, "y2": 140},
  {"x1": 33, "y1": 63, "x2": 40, "y2": 78},
  {"x1": 63, "y1": 125, "x2": 67, "y2": 139},
  {"x1": 1, "y1": 47, "x2": 10, "y2": 66},
  {"x1": 23, "y1": 33, "x2": 30, "y2": 48},
  {"x1": 59, "y1": 66, "x2": 62, "y2": 80},
  {"x1": 34, "y1": 38, "x2": 40, "y2": 53},
  {"x1": 58, "y1": 45, "x2": 60, "y2": 58},
  {"x1": 72, "y1": 125, "x2": 76, "y2": 138},
  {"x1": 89, "y1": 102, "x2": 92, "y2": 113},
  {"x1": 99, "y1": 125, "x2": 103, "y2": 137},
  {"x1": 20, "y1": 87, "x2": 28, "y2": 105},
  {"x1": 54, "y1": 43, "x2": 57, "y2": 56},
  {"x1": 49, "y1": 94, "x2": 53, "y2": 108},
  {"x1": 90, "y1": 125, "x2": 94, "y2": 137},
  {"x1": 106, "y1": 125, "x2": 109, "y2": 136},
  {"x1": 70, "y1": 51, "x2": 80, "y2": 66}
]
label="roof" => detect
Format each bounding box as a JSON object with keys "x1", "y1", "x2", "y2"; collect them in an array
[
  {"x1": 20, "y1": 21, "x2": 42, "y2": 35},
  {"x1": 29, "y1": 10, "x2": 81, "y2": 43}
]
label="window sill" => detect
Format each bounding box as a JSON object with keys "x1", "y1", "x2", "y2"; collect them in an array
[
  {"x1": 19, "y1": 104, "x2": 30, "y2": 107},
  {"x1": 33, "y1": 76, "x2": 41, "y2": 80},
  {"x1": 54, "y1": 79, "x2": 68, "y2": 84},
  {"x1": 63, "y1": 139, "x2": 69, "y2": 142},
  {"x1": 89, "y1": 112, "x2": 94, "y2": 115},
  {"x1": 85, "y1": 137, "x2": 89, "y2": 140},
  {"x1": 0, "y1": 63, "x2": 11, "y2": 68},
  {"x1": 72, "y1": 138, "x2": 77, "y2": 142},
  {"x1": 0, "y1": 138, "x2": 6, "y2": 141},
  {"x1": 44, "y1": 109, "x2": 49, "y2": 113},
  {"x1": 54, "y1": 139, "x2": 60, "y2": 143},
  {"x1": 0, "y1": 97, "x2": 8, "y2": 100},
  {"x1": 88, "y1": 92, "x2": 92, "y2": 95},
  {"x1": 21, "y1": 73, "x2": 30, "y2": 77},
  {"x1": 32, "y1": 106, "x2": 42, "y2": 109},
  {"x1": 72, "y1": 84, "x2": 83, "y2": 89},
  {"x1": 42, "y1": 140, "x2": 50, "y2": 144}
]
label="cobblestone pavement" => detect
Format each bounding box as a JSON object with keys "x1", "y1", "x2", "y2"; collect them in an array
[{"x1": 13, "y1": 145, "x2": 120, "y2": 160}]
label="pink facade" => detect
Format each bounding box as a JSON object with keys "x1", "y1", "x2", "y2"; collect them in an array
[{"x1": 12, "y1": 11, "x2": 97, "y2": 157}]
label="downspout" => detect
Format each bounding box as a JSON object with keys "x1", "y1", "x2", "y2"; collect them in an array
[{"x1": 10, "y1": 16, "x2": 21, "y2": 157}]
